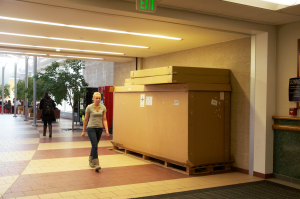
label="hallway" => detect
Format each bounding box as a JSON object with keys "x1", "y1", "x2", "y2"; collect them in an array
[{"x1": 0, "y1": 115, "x2": 272, "y2": 199}]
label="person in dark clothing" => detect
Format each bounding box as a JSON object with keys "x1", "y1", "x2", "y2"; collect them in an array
[{"x1": 40, "y1": 92, "x2": 55, "y2": 137}]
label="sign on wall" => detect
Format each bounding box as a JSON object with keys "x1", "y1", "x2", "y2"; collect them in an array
[
  {"x1": 136, "y1": 0, "x2": 157, "y2": 13},
  {"x1": 289, "y1": 78, "x2": 300, "y2": 101}
]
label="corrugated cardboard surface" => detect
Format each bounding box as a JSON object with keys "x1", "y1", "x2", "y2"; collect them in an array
[
  {"x1": 188, "y1": 91, "x2": 229, "y2": 166},
  {"x1": 131, "y1": 75, "x2": 230, "y2": 85},
  {"x1": 114, "y1": 83, "x2": 231, "y2": 93},
  {"x1": 125, "y1": 78, "x2": 131, "y2": 83},
  {"x1": 113, "y1": 89, "x2": 231, "y2": 166},
  {"x1": 113, "y1": 92, "x2": 189, "y2": 163},
  {"x1": 131, "y1": 66, "x2": 230, "y2": 78}
]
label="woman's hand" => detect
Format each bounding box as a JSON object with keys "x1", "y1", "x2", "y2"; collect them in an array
[
  {"x1": 106, "y1": 130, "x2": 110, "y2": 137},
  {"x1": 81, "y1": 131, "x2": 85, "y2": 138}
]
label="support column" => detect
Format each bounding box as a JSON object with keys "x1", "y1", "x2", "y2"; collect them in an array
[
  {"x1": 32, "y1": 56, "x2": 38, "y2": 126},
  {"x1": 13, "y1": 62, "x2": 17, "y2": 117},
  {"x1": 1, "y1": 66, "x2": 5, "y2": 115},
  {"x1": 24, "y1": 56, "x2": 29, "y2": 121},
  {"x1": 252, "y1": 32, "x2": 276, "y2": 178},
  {"x1": 136, "y1": 58, "x2": 143, "y2": 70}
]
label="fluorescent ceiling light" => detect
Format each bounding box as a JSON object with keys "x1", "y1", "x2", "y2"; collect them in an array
[
  {"x1": 0, "y1": 32, "x2": 148, "y2": 49},
  {"x1": 262, "y1": 0, "x2": 300, "y2": 5},
  {"x1": 50, "y1": 54, "x2": 104, "y2": 60},
  {"x1": 0, "y1": 42, "x2": 124, "y2": 55},
  {"x1": 0, "y1": 16, "x2": 182, "y2": 40},
  {"x1": 0, "y1": 50, "x2": 46, "y2": 56}
]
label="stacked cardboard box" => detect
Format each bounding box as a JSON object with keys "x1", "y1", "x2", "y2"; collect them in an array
[
  {"x1": 114, "y1": 66, "x2": 232, "y2": 175},
  {"x1": 129, "y1": 66, "x2": 230, "y2": 85}
]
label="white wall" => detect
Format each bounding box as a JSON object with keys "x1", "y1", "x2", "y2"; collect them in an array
[{"x1": 276, "y1": 21, "x2": 300, "y2": 116}]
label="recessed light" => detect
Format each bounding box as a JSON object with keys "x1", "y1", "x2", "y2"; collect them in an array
[
  {"x1": 0, "y1": 16, "x2": 182, "y2": 40},
  {"x1": 0, "y1": 32, "x2": 149, "y2": 49},
  {"x1": 49, "y1": 54, "x2": 104, "y2": 60},
  {"x1": 0, "y1": 50, "x2": 46, "y2": 56},
  {"x1": 0, "y1": 42, "x2": 125, "y2": 55}
]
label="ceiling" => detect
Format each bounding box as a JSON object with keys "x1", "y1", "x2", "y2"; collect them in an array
[
  {"x1": 125, "y1": 0, "x2": 300, "y2": 25},
  {"x1": 0, "y1": 0, "x2": 249, "y2": 63},
  {"x1": 0, "y1": 0, "x2": 299, "y2": 64}
]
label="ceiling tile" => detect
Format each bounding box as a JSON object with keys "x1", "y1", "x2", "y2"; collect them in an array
[{"x1": 249, "y1": 11, "x2": 300, "y2": 25}]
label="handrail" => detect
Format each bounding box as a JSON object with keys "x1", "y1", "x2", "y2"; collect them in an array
[
  {"x1": 272, "y1": 116, "x2": 300, "y2": 121},
  {"x1": 272, "y1": 124, "x2": 300, "y2": 132}
]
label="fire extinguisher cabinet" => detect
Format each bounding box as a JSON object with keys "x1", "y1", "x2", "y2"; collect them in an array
[{"x1": 98, "y1": 86, "x2": 113, "y2": 132}]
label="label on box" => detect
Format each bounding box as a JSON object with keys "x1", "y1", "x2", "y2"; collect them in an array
[
  {"x1": 146, "y1": 96, "x2": 152, "y2": 105},
  {"x1": 211, "y1": 99, "x2": 218, "y2": 106},
  {"x1": 174, "y1": 100, "x2": 179, "y2": 105},
  {"x1": 140, "y1": 94, "x2": 145, "y2": 107},
  {"x1": 220, "y1": 92, "x2": 224, "y2": 100}
]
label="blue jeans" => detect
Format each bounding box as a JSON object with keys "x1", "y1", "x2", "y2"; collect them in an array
[{"x1": 87, "y1": 128, "x2": 103, "y2": 159}]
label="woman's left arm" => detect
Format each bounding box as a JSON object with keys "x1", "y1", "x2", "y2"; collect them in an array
[{"x1": 103, "y1": 112, "x2": 110, "y2": 137}]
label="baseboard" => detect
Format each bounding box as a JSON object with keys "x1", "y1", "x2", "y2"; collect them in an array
[
  {"x1": 232, "y1": 166, "x2": 249, "y2": 174},
  {"x1": 253, "y1": 171, "x2": 273, "y2": 179}
]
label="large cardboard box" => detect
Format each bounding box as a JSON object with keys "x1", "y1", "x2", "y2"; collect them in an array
[{"x1": 113, "y1": 83, "x2": 231, "y2": 173}]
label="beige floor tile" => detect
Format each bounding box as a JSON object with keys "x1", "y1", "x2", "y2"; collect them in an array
[
  {"x1": 147, "y1": 181, "x2": 168, "y2": 187},
  {"x1": 0, "y1": 138, "x2": 40, "y2": 145},
  {"x1": 114, "y1": 185, "x2": 135, "y2": 191},
  {"x1": 147, "y1": 190, "x2": 167, "y2": 196},
  {"x1": 38, "y1": 141, "x2": 112, "y2": 150},
  {"x1": 110, "y1": 196, "x2": 131, "y2": 199},
  {"x1": 163, "y1": 183, "x2": 185, "y2": 190},
  {"x1": 93, "y1": 192, "x2": 118, "y2": 198},
  {"x1": 129, "y1": 187, "x2": 152, "y2": 194},
  {"x1": 112, "y1": 189, "x2": 136, "y2": 196},
  {"x1": 75, "y1": 195, "x2": 98, "y2": 199},
  {"x1": 97, "y1": 187, "x2": 119, "y2": 193},
  {"x1": 61, "y1": 197, "x2": 76, "y2": 199},
  {"x1": 38, "y1": 193, "x2": 62, "y2": 199},
  {"x1": 147, "y1": 186, "x2": 169, "y2": 192},
  {"x1": 129, "y1": 193, "x2": 152, "y2": 198},
  {"x1": 59, "y1": 191, "x2": 82, "y2": 197},
  {"x1": 16, "y1": 195, "x2": 40, "y2": 199},
  {"x1": 130, "y1": 183, "x2": 151, "y2": 189},
  {"x1": 0, "y1": 150, "x2": 36, "y2": 162},
  {"x1": 22, "y1": 155, "x2": 150, "y2": 174},
  {"x1": 78, "y1": 189, "x2": 100, "y2": 195}
]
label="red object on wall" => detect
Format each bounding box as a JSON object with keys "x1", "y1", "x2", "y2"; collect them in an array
[
  {"x1": 99, "y1": 86, "x2": 113, "y2": 130},
  {"x1": 289, "y1": 108, "x2": 297, "y2": 116}
]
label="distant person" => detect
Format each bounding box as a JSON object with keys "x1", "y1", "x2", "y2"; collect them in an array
[
  {"x1": 40, "y1": 92, "x2": 55, "y2": 137},
  {"x1": 5, "y1": 100, "x2": 12, "y2": 113},
  {"x1": 0, "y1": 97, "x2": 6, "y2": 105},
  {"x1": 82, "y1": 92, "x2": 110, "y2": 172},
  {"x1": 36, "y1": 103, "x2": 40, "y2": 110}
]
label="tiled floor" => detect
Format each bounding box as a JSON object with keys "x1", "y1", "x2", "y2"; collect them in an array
[{"x1": 0, "y1": 114, "x2": 296, "y2": 199}]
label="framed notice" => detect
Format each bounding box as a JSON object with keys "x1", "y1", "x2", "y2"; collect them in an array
[
  {"x1": 297, "y1": 39, "x2": 300, "y2": 107},
  {"x1": 289, "y1": 78, "x2": 300, "y2": 101}
]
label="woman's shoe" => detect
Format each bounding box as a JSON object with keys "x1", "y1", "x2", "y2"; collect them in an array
[
  {"x1": 43, "y1": 126, "x2": 46, "y2": 136},
  {"x1": 89, "y1": 156, "x2": 95, "y2": 168},
  {"x1": 92, "y1": 159, "x2": 101, "y2": 172},
  {"x1": 49, "y1": 125, "x2": 52, "y2": 138}
]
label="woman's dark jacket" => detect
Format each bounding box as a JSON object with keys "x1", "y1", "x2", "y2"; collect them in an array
[{"x1": 40, "y1": 98, "x2": 55, "y2": 121}]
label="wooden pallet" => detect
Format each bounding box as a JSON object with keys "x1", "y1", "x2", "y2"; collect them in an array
[{"x1": 111, "y1": 141, "x2": 232, "y2": 175}]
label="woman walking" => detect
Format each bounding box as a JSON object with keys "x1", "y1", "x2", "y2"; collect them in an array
[
  {"x1": 82, "y1": 92, "x2": 109, "y2": 172},
  {"x1": 40, "y1": 92, "x2": 55, "y2": 137}
]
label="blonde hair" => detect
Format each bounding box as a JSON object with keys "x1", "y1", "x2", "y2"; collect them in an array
[{"x1": 92, "y1": 92, "x2": 101, "y2": 102}]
